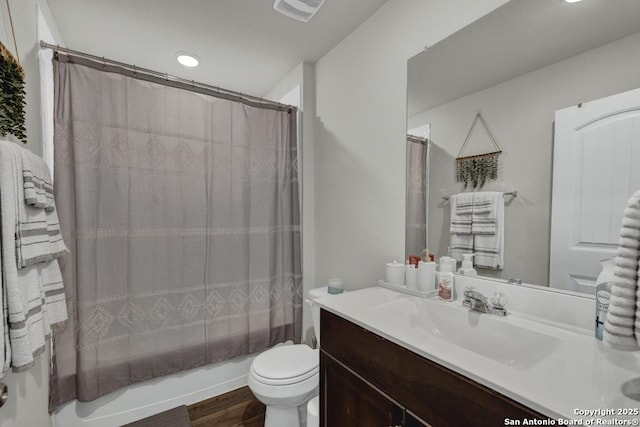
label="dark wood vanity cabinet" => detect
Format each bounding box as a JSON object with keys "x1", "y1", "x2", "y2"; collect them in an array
[
  {"x1": 319, "y1": 309, "x2": 545, "y2": 427},
  {"x1": 321, "y1": 351, "x2": 404, "y2": 426}
]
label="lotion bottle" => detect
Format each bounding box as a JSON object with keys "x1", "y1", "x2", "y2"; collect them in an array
[
  {"x1": 438, "y1": 262, "x2": 454, "y2": 301},
  {"x1": 595, "y1": 259, "x2": 615, "y2": 340}
]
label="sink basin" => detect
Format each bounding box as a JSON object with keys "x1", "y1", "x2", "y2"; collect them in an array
[
  {"x1": 419, "y1": 300, "x2": 560, "y2": 369},
  {"x1": 369, "y1": 294, "x2": 560, "y2": 369}
]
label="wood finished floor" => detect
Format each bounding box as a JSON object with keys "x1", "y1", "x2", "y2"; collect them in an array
[{"x1": 187, "y1": 386, "x2": 266, "y2": 427}]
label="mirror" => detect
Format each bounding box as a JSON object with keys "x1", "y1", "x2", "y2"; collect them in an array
[{"x1": 406, "y1": 0, "x2": 640, "y2": 295}]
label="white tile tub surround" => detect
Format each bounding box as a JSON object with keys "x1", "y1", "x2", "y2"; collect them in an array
[{"x1": 315, "y1": 284, "x2": 640, "y2": 422}]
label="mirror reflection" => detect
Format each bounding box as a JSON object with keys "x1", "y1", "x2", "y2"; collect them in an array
[{"x1": 406, "y1": 0, "x2": 640, "y2": 295}]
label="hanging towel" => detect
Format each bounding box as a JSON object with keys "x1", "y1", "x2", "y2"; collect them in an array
[
  {"x1": 455, "y1": 200, "x2": 474, "y2": 215},
  {"x1": 450, "y1": 194, "x2": 474, "y2": 260},
  {"x1": 450, "y1": 193, "x2": 474, "y2": 235},
  {"x1": 0, "y1": 228, "x2": 9, "y2": 376},
  {"x1": 471, "y1": 192, "x2": 498, "y2": 235},
  {"x1": 474, "y1": 192, "x2": 504, "y2": 269},
  {"x1": 450, "y1": 234, "x2": 474, "y2": 261},
  {"x1": 22, "y1": 149, "x2": 55, "y2": 211},
  {"x1": 603, "y1": 190, "x2": 640, "y2": 351},
  {"x1": 0, "y1": 140, "x2": 68, "y2": 374},
  {"x1": 18, "y1": 207, "x2": 68, "y2": 266},
  {"x1": 12, "y1": 147, "x2": 68, "y2": 268}
]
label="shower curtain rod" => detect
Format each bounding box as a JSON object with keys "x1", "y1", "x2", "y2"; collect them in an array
[
  {"x1": 39, "y1": 41, "x2": 292, "y2": 111},
  {"x1": 407, "y1": 135, "x2": 428, "y2": 145}
]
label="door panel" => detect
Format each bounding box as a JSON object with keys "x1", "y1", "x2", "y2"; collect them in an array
[{"x1": 550, "y1": 88, "x2": 640, "y2": 293}]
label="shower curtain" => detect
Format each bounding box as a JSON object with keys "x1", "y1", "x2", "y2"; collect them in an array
[
  {"x1": 49, "y1": 53, "x2": 302, "y2": 408},
  {"x1": 405, "y1": 136, "x2": 428, "y2": 257}
]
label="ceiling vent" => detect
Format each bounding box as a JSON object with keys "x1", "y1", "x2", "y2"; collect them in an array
[{"x1": 273, "y1": 0, "x2": 326, "y2": 23}]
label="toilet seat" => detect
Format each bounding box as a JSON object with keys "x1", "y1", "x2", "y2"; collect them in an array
[{"x1": 250, "y1": 344, "x2": 319, "y2": 386}]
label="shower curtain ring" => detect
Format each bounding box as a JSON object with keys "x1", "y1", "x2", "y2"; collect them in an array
[
  {"x1": 192, "y1": 80, "x2": 195, "y2": 88},
  {"x1": 102, "y1": 57, "x2": 106, "y2": 69}
]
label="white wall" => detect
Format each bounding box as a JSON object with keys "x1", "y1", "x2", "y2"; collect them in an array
[
  {"x1": 409, "y1": 31, "x2": 640, "y2": 287},
  {"x1": 0, "y1": 1, "x2": 64, "y2": 427},
  {"x1": 312, "y1": 0, "x2": 509, "y2": 290}
]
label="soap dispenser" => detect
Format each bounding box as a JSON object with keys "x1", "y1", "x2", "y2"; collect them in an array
[{"x1": 459, "y1": 253, "x2": 477, "y2": 276}]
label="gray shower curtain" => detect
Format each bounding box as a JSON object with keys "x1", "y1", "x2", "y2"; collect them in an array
[
  {"x1": 406, "y1": 136, "x2": 427, "y2": 257},
  {"x1": 49, "y1": 53, "x2": 302, "y2": 407}
]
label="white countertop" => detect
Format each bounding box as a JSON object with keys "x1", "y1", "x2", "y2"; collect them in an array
[{"x1": 315, "y1": 286, "x2": 640, "y2": 424}]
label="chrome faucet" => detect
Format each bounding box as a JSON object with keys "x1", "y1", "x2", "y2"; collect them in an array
[{"x1": 462, "y1": 288, "x2": 508, "y2": 316}]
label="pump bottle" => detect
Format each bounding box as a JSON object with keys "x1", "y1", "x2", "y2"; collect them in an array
[
  {"x1": 459, "y1": 253, "x2": 477, "y2": 276},
  {"x1": 438, "y1": 261, "x2": 454, "y2": 301}
]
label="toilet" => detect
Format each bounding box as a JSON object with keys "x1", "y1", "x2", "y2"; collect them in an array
[{"x1": 248, "y1": 286, "x2": 333, "y2": 427}]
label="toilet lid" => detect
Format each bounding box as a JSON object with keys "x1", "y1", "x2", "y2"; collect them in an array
[{"x1": 251, "y1": 344, "x2": 318, "y2": 385}]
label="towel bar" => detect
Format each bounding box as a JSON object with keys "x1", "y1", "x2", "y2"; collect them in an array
[{"x1": 442, "y1": 191, "x2": 517, "y2": 201}]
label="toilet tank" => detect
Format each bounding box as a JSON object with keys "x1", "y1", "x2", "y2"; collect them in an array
[{"x1": 307, "y1": 286, "x2": 334, "y2": 346}]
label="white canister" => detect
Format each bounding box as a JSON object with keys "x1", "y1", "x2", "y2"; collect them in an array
[
  {"x1": 417, "y1": 260, "x2": 436, "y2": 291},
  {"x1": 405, "y1": 263, "x2": 417, "y2": 289},
  {"x1": 385, "y1": 260, "x2": 405, "y2": 285}
]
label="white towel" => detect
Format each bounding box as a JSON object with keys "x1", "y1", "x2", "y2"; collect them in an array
[
  {"x1": 450, "y1": 194, "x2": 474, "y2": 260},
  {"x1": 471, "y1": 193, "x2": 497, "y2": 235},
  {"x1": 0, "y1": 225, "x2": 9, "y2": 376},
  {"x1": 603, "y1": 191, "x2": 640, "y2": 350},
  {"x1": 0, "y1": 140, "x2": 68, "y2": 374},
  {"x1": 12, "y1": 147, "x2": 68, "y2": 268},
  {"x1": 450, "y1": 193, "x2": 474, "y2": 235},
  {"x1": 474, "y1": 192, "x2": 504, "y2": 269},
  {"x1": 22, "y1": 149, "x2": 54, "y2": 211},
  {"x1": 450, "y1": 234, "x2": 474, "y2": 262}
]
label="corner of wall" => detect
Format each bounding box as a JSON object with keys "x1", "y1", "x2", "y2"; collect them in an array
[{"x1": 0, "y1": 1, "x2": 62, "y2": 426}]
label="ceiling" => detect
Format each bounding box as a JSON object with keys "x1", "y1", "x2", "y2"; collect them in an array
[
  {"x1": 46, "y1": 0, "x2": 388, "y2": 97},
  {"x1": 407, "y1": 0, "x2": 640, "y2": 116}
]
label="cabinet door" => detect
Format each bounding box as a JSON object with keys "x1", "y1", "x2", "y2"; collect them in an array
[
  {"x1": 321, "y1": 350, "x2": 403, "y2": 427},
  {"x1": 405, "y1": 410, "x2": 431, "y2": 427}
]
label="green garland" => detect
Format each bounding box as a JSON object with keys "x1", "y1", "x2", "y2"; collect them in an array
[
  {"x1": 455, "y1": 152, "x2": 500, "y2": 189},
  {"x1": 0, "y1": 45, "x2": 27, "y2": 143}
]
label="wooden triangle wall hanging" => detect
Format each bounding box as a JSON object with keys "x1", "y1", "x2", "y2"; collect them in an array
[{"x1": 455, "y1": 112, "x2": 502, "y2": 189}]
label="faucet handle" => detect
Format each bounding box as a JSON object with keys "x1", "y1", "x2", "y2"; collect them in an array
[
  {"x1": 463, "y1": 286, "x2": 475, "y2": 298},
  {"x1": 491, "y1": 292, "x2": 507, "y2": 309}
]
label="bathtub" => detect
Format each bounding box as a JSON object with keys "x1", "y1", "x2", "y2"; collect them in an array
[{"x1": 52, "y1": 353, "x2": 257, "y2": 427}]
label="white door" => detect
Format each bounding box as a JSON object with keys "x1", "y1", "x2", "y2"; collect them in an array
[{"x1": 550, "y1": 88, "x2": 640, "y2": 294}]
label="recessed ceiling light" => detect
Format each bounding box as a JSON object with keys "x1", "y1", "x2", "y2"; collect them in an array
[
  {"x1": 564, "y1": 0, "x2": 583, "y2": 3},
  {"x1": 176, "y1": 52, "x2": 200, "y2": 68}
]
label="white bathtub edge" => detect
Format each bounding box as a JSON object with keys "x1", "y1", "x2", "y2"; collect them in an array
[{"x1": 52, "y1": 354, "x2": 257, "y2": 427}]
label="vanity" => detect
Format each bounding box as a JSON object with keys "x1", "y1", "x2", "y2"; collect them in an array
[
  {"x1": 315, "y1": 278, "x2": 640, "y2": 427},
  {"x1": 320, "y1": 309, "x2": 543, "y2": 426}
]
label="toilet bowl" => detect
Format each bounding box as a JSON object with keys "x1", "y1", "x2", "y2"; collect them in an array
[
  {"x1": 307, "y1": 396, "x2": 319, "y2": 427},
  {"x1": 247, "y1": 286, "x2": 335, "y2": 427},
  {"x1": 248, "y1": 344, "x2": 319, "y2": 427}
]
